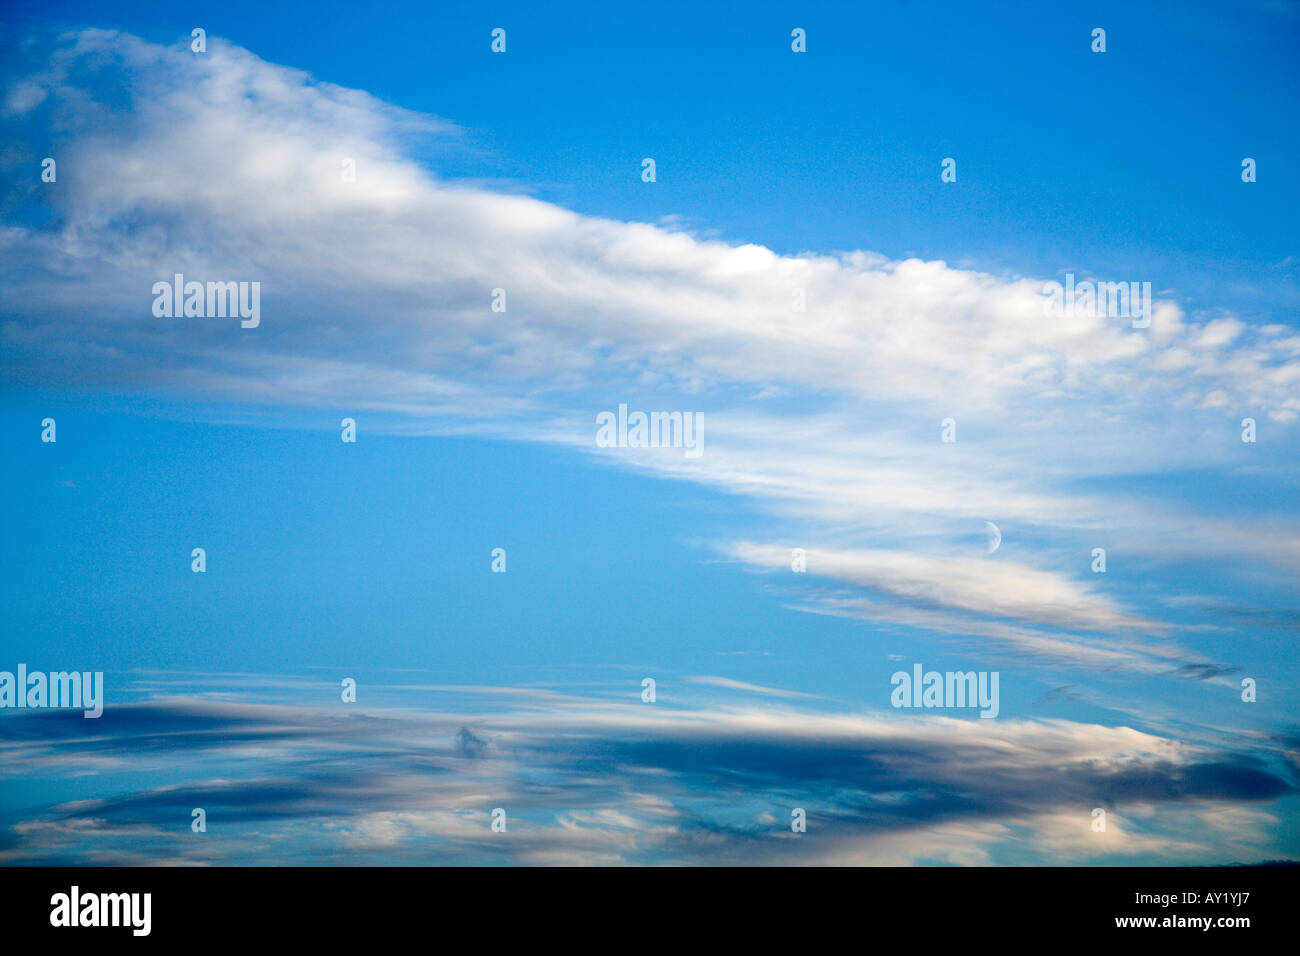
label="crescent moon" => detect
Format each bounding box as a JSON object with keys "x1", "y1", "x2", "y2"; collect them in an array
[{"x1": 984, "y1": 521, "x2": 1001, "y2": 555}]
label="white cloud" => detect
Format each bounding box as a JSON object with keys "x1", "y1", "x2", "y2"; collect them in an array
[
  {"x1": 729, "y1": 541, "x2": 1152, "y2": 632},
  {"x1": 1, "y1": 29, "x2": 1297, "y2": 693}
]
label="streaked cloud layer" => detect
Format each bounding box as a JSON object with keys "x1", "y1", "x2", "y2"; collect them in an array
[{"x1": 0, "y1": 681, "x2": 1292, "y2": 866}]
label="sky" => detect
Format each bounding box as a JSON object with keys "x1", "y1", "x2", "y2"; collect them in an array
[{"x1": 0, "y1": 0, "x2": 1298, "y2": 866}]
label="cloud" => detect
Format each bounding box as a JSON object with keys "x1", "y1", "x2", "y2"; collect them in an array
[
  {"x1": 455, "y1": 725, "x2": 489, "y2": 758},
  {"x1": 684, "y1": 676, "x2": 823, "y2": 700},
  {"x1": 3, "y1": 30, "x2": 1298, "y2": 431},
  {"x1": 721, "y1": 541, "x2": 1250, "y2": 683},
  {"x1": 728, "y1": 541, "x2": 1154, "y2": 632},
  {"x1": 0, "y1": 692, "x2": 1292, "y2": 865}
]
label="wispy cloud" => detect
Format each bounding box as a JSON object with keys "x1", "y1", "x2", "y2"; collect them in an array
[
  {"x1": 2, "y1": 30, "x2": 1296, "y2": 633},
  {"x1": 684, "y1": 675, "x2": 824, "y2": 699}
]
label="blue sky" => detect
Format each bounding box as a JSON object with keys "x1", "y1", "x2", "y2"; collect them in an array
[{"x1": 1, "y1": 1, "x2": 1298, "y2": 865}]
